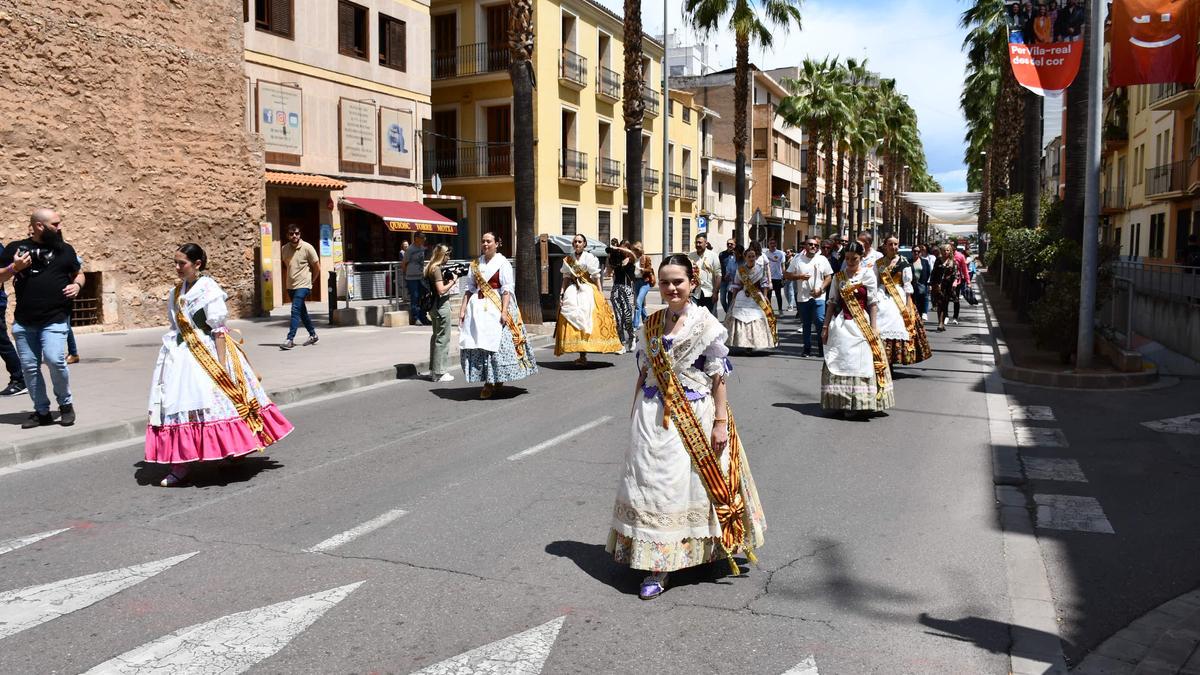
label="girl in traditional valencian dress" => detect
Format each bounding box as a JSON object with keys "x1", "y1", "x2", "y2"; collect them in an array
[
  {"x1": 724, "y1": 241, "x2": 778, "y2": 353},
  {"x1": 146, "y1": 244, "x2": 294, "y2": 487},
  {"x1": 820, "y1": 242, "x2": 895, "y2": 418},
  {"x1": 607, "y1": 254, "x2": 766, "y2": 600},
  {"x1": 458, "y1": 232, "x2": 538, "y2": 399},
  {"x1": 876, "y1": 236, "x2": 932, "y2": 366},
  {"x1": 554, "y1": 234, "x2": 622, "y2": 365}
]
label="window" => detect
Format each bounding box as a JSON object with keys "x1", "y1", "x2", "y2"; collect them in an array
[
  {"x1": 599, "y1": 211, "x2": 611, "y2": 243},
  {"x1": 718, "y1": 180, "x2": 724, "y2": 200},
  {"x1": 682, "y1": 218, "x2": 691, "y2": 247},
  {"x1": 667, "y1": 217, "x2": 674, "y2": 252},
  {"x1": 671, "y1": 65, "x2": 685, "y2": 76},
  {"x1": 379, "y1": 14, "x2": 407, "y2": 71},
  {"x1": 255, "y1": 0, "x2": 292, "y2": 37},
  {"x1": 1150, "y1": 213, "x2": 1166, "y2": 258},
  {"x1": 683, "y1": 106, "x2": 691, "y2": 124},
  {"x1": 668, "y1": 99, "x2": 675, "y2": 117},
  {"x1": 338, "y1": 1, "x2": 368, "y2": 59},
  {"x1": 562, "y1": 207, "x2": 577, "y2": 236}
]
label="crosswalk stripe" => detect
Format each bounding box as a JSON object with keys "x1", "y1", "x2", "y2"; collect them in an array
[
  {"x1": 1034, "y1": 494, "x2": 1115, "y2": 534},
  {"x1": 0, "y1": 528, "x2": 70, "y2": 557},
  {"x1": 81, "y1": 581, "x2": 364, "y2": 674},
  {"x1": 0, "y1": 552, "x2": 197, "y2": 641},
  {"x1": 1009, "y1": 405, "x2": 1056, "y2": 421},
  {"x1": 304, "y1": 509, "x2": 409, "y2": 553},
  {"x1": 1022, "y1": 457, "x2": 1087, "y2": 482},
  {"x1": 411, "y1": 616, "x2": 566, "y2": 674},
  {"x1": 781, "y1": 655, "x2": 820, "y2": 674},
  {"x1": 1014, "y1": 426, "x2": 1069, "y2": 448}
]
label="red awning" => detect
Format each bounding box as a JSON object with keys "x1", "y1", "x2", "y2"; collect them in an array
[{"x1": 342, "y1": 197, "x2": 458, "y2": 234}]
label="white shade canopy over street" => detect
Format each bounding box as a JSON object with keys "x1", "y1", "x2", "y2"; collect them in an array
[{"x1": 900, "y1": 192, "x2": 981, "y2": 237}]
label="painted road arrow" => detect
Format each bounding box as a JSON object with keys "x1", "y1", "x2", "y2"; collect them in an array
[
  {"x1": 81, "y1": 581, "x2": 364, "y2": 674},
  {"x1": 0, "y1": 528, "x2": 70, "y2": 557},
  {"x1": 410, "y1": 616, "x2": 566, "y2": 675},
  {"x1": 781, "y1": 655, "x2": 820, "y2": 674},
  {"x1": 1142, "y1": 413, "x2": 1200, "y2": 435},
  {"x1": 0, "y1": 552, "x2": 196, "y2": 641}
]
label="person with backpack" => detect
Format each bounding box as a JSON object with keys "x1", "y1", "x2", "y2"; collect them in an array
[{"x1": 424, "y1": 245, "x2": 459, "y2": 382}]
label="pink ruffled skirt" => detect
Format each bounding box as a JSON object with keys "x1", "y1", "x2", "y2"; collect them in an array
[{"x1": 145, "y1": 404, "x2": 293, "y2": 464}]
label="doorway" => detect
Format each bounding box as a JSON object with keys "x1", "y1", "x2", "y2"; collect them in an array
[
  {"x1": 481, "y1": 206, "x2": 514, "y2": 257},
  {"x1": 279, "y1": 197, "x2": 322, "y2": 299}
]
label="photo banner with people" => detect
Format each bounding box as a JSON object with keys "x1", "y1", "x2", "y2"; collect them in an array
[
  {"x1": 1109, "y1": 0, "x2": 1199, "y2": 87},
  {"x1": 1005, "y1": 0, "x2": 1086, "y2": 97}
]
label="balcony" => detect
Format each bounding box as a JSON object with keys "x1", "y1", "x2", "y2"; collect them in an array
[
  {"x1": 1145, "y1": 160, "x2": 1188, "y2": 199},
  {"x1": 559, "y1": 149, "x2": 588, "y2": 184},
  {"x1": 1101, "y1": 187, "x2": 1126, "y2": 214},
  {"x1": 596, "y1": 66, "x2": 620, "y2": 102},
  {"x1": 770, "y1": 197, "x2": 805, "y2": 222},
  {"x1": 423, "y1": 143, "x2": 512, "y2": 180},
  {"x1": 668, "y1": 173, "x2": 683, "y2": 197},
  {"x1": 597, "y1": 157, "x2": 621, "y2": 189},
  {"x1": 431, "y1": 42, "x2": 510, "y2": 81},
  {"x1": 682, "y1": 177, "x2": 698, "y2": 201},
  {"x1": 1103, "y1": 90, "x2": 1129, "y2": 150},
  {"x1": 1148, "y1": 82, "x2": 1198, "y2": 112},
  {"x1": 643, "y1": 167, "x2": 660, "y2": 193},
  {"x1": 642, "y1": 86, "x2": 660, "y2": 117},
  {"x1": 559, "y1": 49, "x2": 587, "y2": 89}
]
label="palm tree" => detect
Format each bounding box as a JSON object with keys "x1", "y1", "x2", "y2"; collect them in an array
[
  {"x1": 836, "y1": 59, "x2": 872, "y2": 234},
  {"x1": 686, "y1": 0, "x2": 803, "y2": 245},
  {"x1": 777, "y1": 57, "x2": 841, "y2": 237},
  {"x1": 508, "y1": 0, "x2": 540, "y2": 322},
  {"x1": 623, "y1": 0, "x2": 645, "y2": 244}
]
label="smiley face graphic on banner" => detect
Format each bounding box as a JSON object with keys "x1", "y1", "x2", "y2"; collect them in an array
[{"x1": 1110, "y1": 0, "x2": 1199, "y2": 87}]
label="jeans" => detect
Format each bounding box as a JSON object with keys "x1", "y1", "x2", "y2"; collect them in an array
[
  {"x1": 406, "y1": 279, "x2": 429, "y2": 325},
  {"x1": 12, "y1": 320, "x2": 71, "y2": 414},
  {"x1": 286, "y1": 287, "x2": 316, "y2": 340},
  {"x1": 797, "y1": 298, "x2": 826, "y2": 356},
  {"x1": 784, "y1": 280, "x2": 795, "y2": 309},
  {"x1": 635, "y1": 280, "x2": 652, "y2": 324},
  {"x1": 0, "y1": 307, "x2": 22, "y2": 383},
  {"x1": 912, "y1": 290, "x2": 929, "y2": 316},
  {"x1": 429, "y1": 296, "x2": 452, "y2": 376},
  {"x1": 720, "y1": 283, "x2": 732, "y2": 314},
  {"x1": 952, "y1": 285, "x2": 962, "y2": 320}
]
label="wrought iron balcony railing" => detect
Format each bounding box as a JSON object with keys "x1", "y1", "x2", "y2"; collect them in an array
[
  {"x1": 1146, "y1": 160, "x2": 1188, "y2": 196},
  {"x1": 597, "y1": 157, "x2": 621, "y2": 187},
  {"x1": 559, "y1": 49, "x2": 587, "y2": 87},
  {"x1": 423, "y1": 143, "x2": 512, "y2": 180},
  {"x1": 596, "y1": 66, "x2": 620, "y2": 100},
  {"x1": 559, "y1": 148, "x2": 589, "y2": 182},
  {"x1": 431, "y1": 42, "x2": 511, "y2": 80},
  {"x1": 642, "y1": 86, "x2": 660, "y2": 116}
]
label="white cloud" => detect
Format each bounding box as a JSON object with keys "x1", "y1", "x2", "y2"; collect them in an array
[
  {"x1": 597, "y1": 0, "x2": 972, "y2": 192},
  {"x1": 932, "y1": 168, "x2": 969, "y2": 190}
]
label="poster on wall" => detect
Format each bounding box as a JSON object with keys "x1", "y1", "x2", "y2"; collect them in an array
[
  {"x1": 339, "y1": 98, "x2": 377, "y2": 170},
  {"x1": 1004, "y1": 1, "x2": 1085, "y2": 97},
  {"x1": 379, "y1": 108, "x2": 415, "y2": 174},
  {"x1": 1109, "y1": 0, "x2": 1199, "y2": 87},
  {"x1": 256, "y1": 82, "x2": 303, "y2": 156}
]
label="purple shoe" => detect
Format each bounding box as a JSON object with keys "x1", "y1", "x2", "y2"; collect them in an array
[{"x1": 639, "y1": 573, "x2": 668, "y2": 600}]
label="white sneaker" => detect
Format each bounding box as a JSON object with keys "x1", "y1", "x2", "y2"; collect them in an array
[
  {"x1": 921, "y1": 313, "x2": 928, "y2": 321},
  {"x1": 432, "y1": 373, "x2": 455, "y2": 382},
  {"x1": 950, "y1": 318, "x2": 959, "y2": 325}
]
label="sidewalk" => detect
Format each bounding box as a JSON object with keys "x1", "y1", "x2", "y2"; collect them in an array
[{"x1": 0, "y1": 305, "x2": 463, "y2": 468}]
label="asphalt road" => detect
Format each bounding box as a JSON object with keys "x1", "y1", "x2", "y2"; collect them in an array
[{"x1": 0, "y1": 304, "x2": 1011, "y2": 674}]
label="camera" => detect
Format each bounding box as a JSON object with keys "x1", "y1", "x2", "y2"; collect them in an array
[{"x1": 442, "y1": 260, "x2": 471, "y2": 282}]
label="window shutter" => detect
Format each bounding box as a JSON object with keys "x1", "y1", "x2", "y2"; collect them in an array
[
  {"x1": 338, "y1": 2, "x2": 356, "y2": 55},
  {"x1": 387, "y1": 19, "x2": 407, "y2": 70},
  {"x1": 270, "y1": 0, "x2": 292, "y2": 36}
]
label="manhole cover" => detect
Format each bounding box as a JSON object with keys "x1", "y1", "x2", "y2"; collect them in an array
[
  {"x1": 76, "y1": 357, "x2": 121, "y2": 364},
  {"x1": 128, "y1": 343, "x2": 161, "y2": 348}
]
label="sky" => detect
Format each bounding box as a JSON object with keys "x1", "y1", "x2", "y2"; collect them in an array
[{"x1": 595, "y1": 0, "x2": 974, "y2": 192}]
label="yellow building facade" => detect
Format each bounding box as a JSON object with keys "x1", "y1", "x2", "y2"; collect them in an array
[{"x1": 425, "y1": 0, "x2": 703, "y2": 259}]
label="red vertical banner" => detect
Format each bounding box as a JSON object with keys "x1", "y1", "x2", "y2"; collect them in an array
[
  {"x1": 1005, "y1": 1, "x2": 1086, "y2": 97},
  {"x1": 1110, "y1": 0, "x2": 1199, "y2": 87}
]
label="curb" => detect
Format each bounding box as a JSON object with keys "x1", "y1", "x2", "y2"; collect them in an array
[
  {"x1": 980, "y1": 276, "x2": 1158, "y2": 389},
  {"x1": 1074, "y1": 587, "x2": 1200, "y2": 674},
  {"x1": 0, "y1": 334, "x2": 555, "y2": 470},
  {"x1": 977, "y1": 278, "x2": 1069, "y2": 674}
]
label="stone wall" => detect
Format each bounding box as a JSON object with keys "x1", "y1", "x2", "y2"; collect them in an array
[{"x1": 0, "y1": 0, "x2": 264, "y2": 329}]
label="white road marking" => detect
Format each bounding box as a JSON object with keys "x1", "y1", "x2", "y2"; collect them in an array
[
  {"x1": 1015, "y1": 426, "x2": 1069, "y2": 448},
  {"x1": 411, "y1": 616, "x2": 565, "y2": 675},
  {"x1": 1142, "y1": 413, "x2": 1200, "y2": 435},
  {"x1": 0, "y1": 528, "x2": 69, "y2": 557},
  {"x1": 1009, "y1": 404, "x2": 1056, "y2": 421},
  {"x1": 781, "y1": 655, "x2": 820, "y2": 674},
  {"x1": 81, "y1": 581, "x2": 364, "y2": 674},
  {"x1": 1022, "y1": 457, "x2": 1087, "y2": 483},
  {"x1": 0, "y1": 552, "x2": 197, "y2": 641},
  {"x1": 507, "y1": 416, "x2": 613, "y2": 461},
  {"x1": 1033, "y1": 494, "x2": 1115, "y2": 534},
  {"x1": 304, "y1": 509, "x2": 409, "y2": 553}
]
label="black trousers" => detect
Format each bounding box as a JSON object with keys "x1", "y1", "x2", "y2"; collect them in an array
[{"x1": 0, "y1": 306, "x2": 22, "y2": 383}]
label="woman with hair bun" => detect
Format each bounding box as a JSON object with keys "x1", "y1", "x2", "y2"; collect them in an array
[
  {"x1": 145, "y1": 243, "x2": 294, "y2": 487},
  {"x1": 554, "y1": 234, "x2": 621, "y2": 365},
  {"x1": 458, "y1": 231, "x2": 539, "y2": 398},
  {"x1": 724, "y1": 240, "x2": 778, "y2": 353},
  {"x1": 606, "y1": 254, "x2": 766, "y2": 600}
]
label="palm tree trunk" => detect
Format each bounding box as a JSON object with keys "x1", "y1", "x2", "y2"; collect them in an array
[
  {"x1": 823, "y1": 126, "x2": 834, "y2": 237},
  {"x1": 734, "y1": 33, "x2": 750, "y2": 247},
  {"x1": 1021, "y1": 90, "x2": 1043, "y2": 229},
  {"x1": 508, "y1": 0, "x2": 540, "y2": 322},
  {"x1": 980, "y1": 151, "x2": 992, "y2": 233},
  {"x1": 806, "y1": 135, "x2": 819, "y2": 237},
  {"x1": 881, "y1": 151, "x2": 891, "y2": 233},
  {"x1": 847, "y1": 151, "x2": 858, "y2": 236},
  {"x1": 1062, "y1": 4, "x2": 1090, "y2": 244},
  {"x1": 622, "y1": 0, "x2": 645, "y2": 246},
  {"x1": 857, "y1": 155, "x2": 867, "y2": 237},
  {"x1": 835, "y1": 144, "x2": 845, "y2": 232}
]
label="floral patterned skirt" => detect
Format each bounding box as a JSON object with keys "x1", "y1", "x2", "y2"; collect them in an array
[
  {"x1": 461, "y1": 324, "x2": 539, "y2": 384},
  {"x1": 820, "y1": 365, "x2": 895, "y2": 412}
]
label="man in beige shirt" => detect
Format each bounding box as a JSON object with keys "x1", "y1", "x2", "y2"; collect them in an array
[
  {"x1": 688, "y1": 234, "x2": 721, "y2": 315},
  {"x1": 281, "y1": 224, "x2": 320, "y2": 350}
]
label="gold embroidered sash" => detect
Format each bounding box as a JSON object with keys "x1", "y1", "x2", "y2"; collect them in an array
[
  {"x1": 471, "y1": 260, "x2": 531, "y2": 368},
  {"x1": 736, "y1": 265, "x2": 778, "y2": 344},
  {"x1": 564, "y1": 255, "x2": 591, "y2": 286},
  {"x1": 836, "y1": 272, "x2": 889, "y2": 400},
  {"x1": 879, "y1": 262, "x2": 917, "y2": 337},
  {"x1": 643, "y1": 310, "x2": 756, "y2": 574},
  {"x1": 172, "y1": 283, "x2": 273, "y2": 444}
]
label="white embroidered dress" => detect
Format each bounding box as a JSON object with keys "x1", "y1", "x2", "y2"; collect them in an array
[
  {"x1": 559, "y1": 251, "x2": 600, "y2": 334},
  {"x1": 874, "y1": 259, "x2": 913, "y2": 341},
  {"x1": 606, "y1": 307, "x2": 766, "y2": 572},
  {"x1": 459, "y1": 253, "x2": 514, "y2": 353}
]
